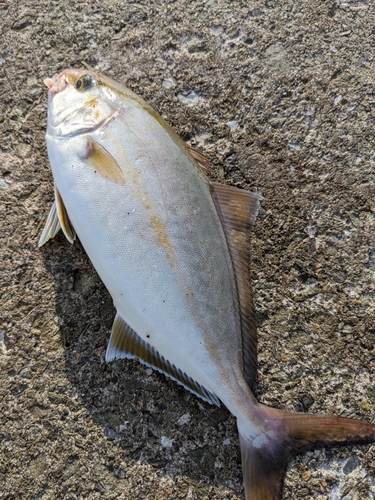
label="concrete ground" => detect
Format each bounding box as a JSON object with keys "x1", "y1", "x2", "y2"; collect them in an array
[{"x1": 1, "y1": 0, "x2": 374, "y2": 498}]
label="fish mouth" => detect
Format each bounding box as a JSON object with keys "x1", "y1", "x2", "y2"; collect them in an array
[{"x1": 44, "y1": 71, "x2": 69, "y2": 97}]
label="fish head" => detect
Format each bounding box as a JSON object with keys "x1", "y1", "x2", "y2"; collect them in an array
[{"x1": 44, "y1": 68, "x2": 120, "y2": 137}]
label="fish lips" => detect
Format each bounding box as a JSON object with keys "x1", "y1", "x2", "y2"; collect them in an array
[{"x1": 44, "y1": 71, "x2": 69, "y2": 98}]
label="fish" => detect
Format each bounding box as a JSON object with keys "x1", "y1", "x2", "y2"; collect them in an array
[{"x1": 39, "y1": 68, "x2": 375, "y2": 499}]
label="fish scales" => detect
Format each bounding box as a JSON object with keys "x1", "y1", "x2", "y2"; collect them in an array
[{"x1": 39, "y1": 69, "x2": 375, "y2": 500}]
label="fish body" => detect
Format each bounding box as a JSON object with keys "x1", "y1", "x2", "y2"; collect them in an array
[
  {"x1": 44, "y1": 69, "x2": 254, "y2": 416},
  {"x1": 40, "y1": 69, "x2": 375, "y2": 499}
]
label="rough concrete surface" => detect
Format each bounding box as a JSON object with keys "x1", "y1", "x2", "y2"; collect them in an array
[{"x1": 1, "y1": 0, "x2": 374, "y2": 498}]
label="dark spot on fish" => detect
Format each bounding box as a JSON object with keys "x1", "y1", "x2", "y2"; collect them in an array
[{"x1": 146, "y1": 335, "x2": 150, "y2": 338}]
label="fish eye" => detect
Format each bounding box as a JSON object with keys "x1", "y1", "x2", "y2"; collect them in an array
[{"x1": 75, "y1": 74, "x2": 93, "y2": 91}]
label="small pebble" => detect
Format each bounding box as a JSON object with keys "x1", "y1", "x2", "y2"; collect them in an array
[
  {"x1": 177, "y1": 413, "x2": 191, "y2": 425},
  {"x1": 302, "y1": 470, "x2": 311, "y2": 481},
  {"x1": 177, "y1": 91, "x2": 201, "y2": 107},
  {"x1": 160, "y1": 436, "x2": 174, "y2": 448},
  {"x1": 14, "y1": 143, "x2": 32, "y2": 159},
  {"x1": 162, "y1": 79, "x2": 175, "y2": 89},
  {"x1": 227, "y1": 120, "x2": 238, "y2": 130},
  {"x1": 0, "y1": 179, "x2": 9, "y2": 190},
  {"x1": 209, "y1": 26, "x2": 223, "y2": 35},
  {"x1": 360, "y1": 399, "x2": 371, "y2": 411},
  {"x1": 343, "y1": 455, "x2": 361, "y2": 474},
  {"x1": 288, "y1": 143, "x2": 301, "y2": 152},
  {"x1": 334, "y1": 95, "x2": 342, "y2": 105}
]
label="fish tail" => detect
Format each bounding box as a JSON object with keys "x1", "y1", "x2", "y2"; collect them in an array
[{"x1": 237, "y1": 402, "x2": 375, "y2": 500}]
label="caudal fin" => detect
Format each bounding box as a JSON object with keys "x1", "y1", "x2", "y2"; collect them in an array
[{"x1": 238, "y1": 403, "x2": 375, "y2": 500}]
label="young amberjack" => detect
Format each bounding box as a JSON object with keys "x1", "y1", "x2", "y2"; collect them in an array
[{"x1": 39, "y1": 68, "x2": 375, "y2": 499}]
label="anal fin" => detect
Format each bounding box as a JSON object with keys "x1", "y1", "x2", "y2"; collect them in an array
[{"x1": 106, "y1": 313, "x2": 220, "y2": 407}]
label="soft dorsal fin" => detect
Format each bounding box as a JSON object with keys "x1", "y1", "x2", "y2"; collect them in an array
[
  {"x1": 38, "y1": 186, "x2": 76, "y2": 246},
  {"x1": 186, "y1": 144, "x2": 212, "y2": 174},
  {"x1": 106, "y1": 313, "x2": 221, "y2": 407},
  {"x1": 84, "y1": 137, "x2": 125, "y2": 185},
  {"x1": 210, "y1": 182, "x2": 262, "y2": 391}
]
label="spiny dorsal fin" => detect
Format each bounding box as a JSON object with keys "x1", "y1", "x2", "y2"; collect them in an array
[
  {"x1": 186, "y1": 144, "x2": 212, "y2": 174},
  {"x1": 38, "y1": 186, "x2": 76, "y2": 246},
  {"x1": 210, "y1": 182, "x2": 262, "y2": 391},
  {"x1": 106, "y1": 313, "x2": 221, "y2": 406},
  {"x1": 84, "y1": 137, "x2": 125, "y2": 185}
]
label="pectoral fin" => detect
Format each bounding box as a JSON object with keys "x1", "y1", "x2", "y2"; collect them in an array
[
  {"x1": 106, "y1": 313, "x2": 220, "y2": 406},
  {"x1": 38, "y1": 186, "x2": 76, "y2": 246},
  {"x1": 84, "y1": 137, "x2": 125, "y2": 185}
]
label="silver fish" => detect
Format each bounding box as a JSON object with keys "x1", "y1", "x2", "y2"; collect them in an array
[{"x1": 39, "y1": 68, "x2": 375, "y2": 499}]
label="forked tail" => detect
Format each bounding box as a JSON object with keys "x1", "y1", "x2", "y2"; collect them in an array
[{"x1": 237, "y1": 402, "x2": 375, "y2": 499}]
